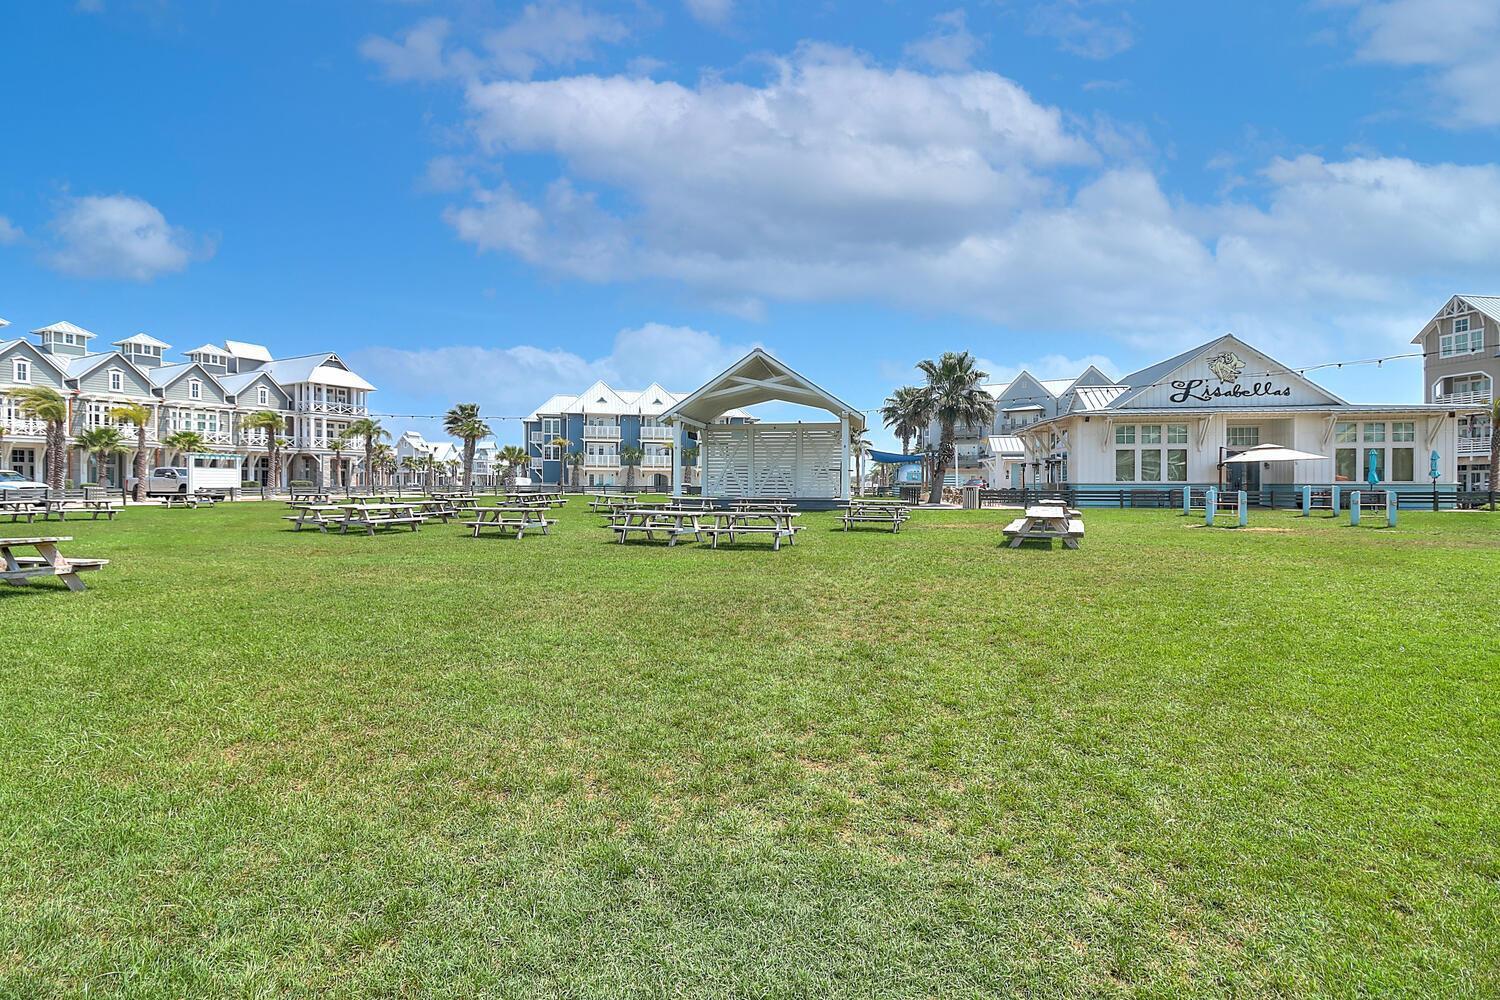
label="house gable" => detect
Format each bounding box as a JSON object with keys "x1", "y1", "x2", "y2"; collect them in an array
[
  {"x1": 157, "y1": 363, "x2": 231, "y2": 405},
  {"x1": 0, "y1": 340, "x2": 69, "y2": 390},
  {"x1": 234, "y1": 373, "x2": 290, "y2": 410},
  {"x1": 1111, "y1": 335, "x2": 1345, "y2": 410},
  {"x1": 72, "y1": 354, "x2": 156, "y2": 397}
]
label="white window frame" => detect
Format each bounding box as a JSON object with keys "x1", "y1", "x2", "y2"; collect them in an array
[
  {"x1": 109, "y1": 369, "x2": 123, "y2": 392},
  {"x1": 189, "y1": 379, "x2": 202, "y2": 400},
  {"x1": 257, "y1": 386, "x2": 269, "y2": 405},
  {"x1": 12, "y1": 359, "x2": 30, "y2": 383}
]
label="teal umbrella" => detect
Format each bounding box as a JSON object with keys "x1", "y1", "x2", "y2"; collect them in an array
[{"x1": 1366, "y1": 449, "x2": 1380, "y2": 489}]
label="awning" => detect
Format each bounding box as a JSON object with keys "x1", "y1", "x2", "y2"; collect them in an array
[
  {"x1": 869, "y1": 450, "x2": 922, "y2": 464},
  {"x1": 1221, "y1": 444, "x2": 1327, "y2": 463}
]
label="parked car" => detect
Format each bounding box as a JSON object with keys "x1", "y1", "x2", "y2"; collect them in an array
[{"x1": 0, "y1": 469, "x2": 47, "y2": 491}]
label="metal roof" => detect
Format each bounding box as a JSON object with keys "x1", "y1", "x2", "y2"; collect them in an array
[
  {"x1": 1410, "y1": 294, "x2": 1500, "y2": 343},
  {"x1": 223, "y1": 339, "x2": 274, "y2": 362},
  {"x1": 986, "y1": 435, "x2": 1025, "y2": 455},
  {"x1": 665, "y1": 348, "x2": 865, "y2": 430},
  {"x1": 1071, "y1": 385, "x2": 1130, "y2": 412},
  {"x1": 112, "y1": 332, "x2": 171, "y2": 349},
  {"x1": 31, "y1": 320, "x2": 97, "y2": 339}
]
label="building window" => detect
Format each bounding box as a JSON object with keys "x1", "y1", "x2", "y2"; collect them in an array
[
  {"x1": 257, "y1": 386, "x2": 268, "y2": 405},
  {"x1": 1440, "y1": 319, "x2": 1483, "y2": 357},
  {"x1": 1334, "y1": 421, "x2": 1357, "y2": 444},
  {"x1": 1363, "y1": 422, "x2": 1385, "y2": 443},
  {"x1": 12, "y1": 359, "x2": 29, "y2": 383},
  {"x1": 1391, "y1": 421, "x2": 1414, "y2": 443},
  {"x1": 1366, "y1": 449, "x2": 1385, "y2": 482},
  {"x1": 1139, "y1": 424, "x2": 1161, "y2": 445},
  {"x1": 1166, "y1": 449, "x2": 1187, "y2": 482},
  {"x1": 1114, "y1": 449, "x2": 1135, "y2": 481},
  {"x1": 189, "y1": 379, "x2": 202, "y2": 400},
  {"x1": 109, "y1": 369, "x2": 123, "y2": 392},
  {"x1": 1226, "y1": 426, "x2": 1260, "y2": 448},
  {"x1": 1114, "y1": 425, "x2": 1135, "y2": 445},
  {"x1": 1392, "y1": 448, "x2": 1415, "y2": 482},
  {"x1": 1166, "y1": 424, "x2": 1187, "y2": 445},
  {"x1": 1335, "y1": 449, "x2": 1356, "y2": 481},
  {"x1": 1139, "y1": 449, "x2": 1162, "y2": 481}
]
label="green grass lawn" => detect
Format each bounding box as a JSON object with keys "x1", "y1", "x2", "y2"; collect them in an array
[{"x1": 2, "y1": 500, "x2": 1497, "y2": 998}]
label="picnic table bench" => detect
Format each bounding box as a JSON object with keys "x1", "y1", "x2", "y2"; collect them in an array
[
  {"x1": 336, "y1": 503, "x2": 425, "y2": 535},
  {"x1": 612, "y1": 508, "x2": 708, "y2": 546},
  {"x1": 839, "y1": 500, "x2": 910, "y2": 532},
  {"x1": 281, "y1": 504, "x2": 347, "y2": 532},
  {"x1": 1, "y1": 536, "x2": 109, "y2": 592},
  {"x1": 462, "y1": 506, "x2": 556, "y2": 539},
  {"x1": 161, "y1": 493, "x2": 217, "y2": 509},
  {"x1": 289, "y1": 489, "x2": 330, "y2": 503},
  {"x1": 44, "y1": 498, "x2": 121, "y2": 521},
  {"x1": 1002, "y1": 505, "x2": 1084, "y2": 549},
  {"x1": 587, "y1": 492, "x2": 637, "y2": 511},
  {"x1": 0, "y1": 500, "x2": 45, "y2": 523},
  {"x1": 701, "y1": 509, "x2": 802, "y2": 550}
]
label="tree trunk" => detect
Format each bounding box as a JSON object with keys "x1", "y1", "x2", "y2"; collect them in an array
[
  {"x1": 463, "y1": 439, "x2": 475, "y2": 489},
  {"x1": 47, "y1": 421, "x2": 66, "y2": 491},
  {"x1": 132, "y1": 426, "x2": 148, "y2": 502},
  {"x1": 929, "y1": 423, "x2": 955, "y2": 502}
]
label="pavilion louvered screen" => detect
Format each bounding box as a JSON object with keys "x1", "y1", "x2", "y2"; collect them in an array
[{"x1": 703, "y1": 423, "x2": 843, "y2": 499}]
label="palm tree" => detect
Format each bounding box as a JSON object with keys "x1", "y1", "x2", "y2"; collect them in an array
[
  {"x1": 400, "y1": 455, "x2": 419, "y2": 489},
  {"x1": 549, "y1": 436, "x2": 571, "y2": 486},
  {"x1": 75, "y1": 426, "x2": 129, "y2": 490},
  {"x1": 620, "y1": 444, "x2": 643, "y2": 490},
  {"x1": 346, "y1": 417, "x2": 388, "y2": 489},
  {"x1": 241, "y1": 410, "x2": 286, "y2": 489},
  {"x1": 568, "y1": 450, "x2": 584, "y2": 491},
  {"x1": 917, "y1": 352, "x2": 991, "y2": 497},
  {"x1": 371, "y1": 443, "x2": 396, "y2": 487},
  {"x1": 881, "y1": 385, "x2": 930, "y2": 457},
  {"x1": 681, "y1": 445, "x2": 700, "y2": 487},
  {"x1": 421, "y1": 455, "x2": 438, "y2": 491},
  {"x1": 444, "y1": 403, "x2": 492, "y2": 489},
  {"x1": 330, "y1": 430, "x2": 356, "y2": 490},
  {"x1": 13, "y1": 387, "x2": 69, "y2": 490},
  {"x1": 446, "y1": 457, "x2": 461, "y2": 485},
  {"x1": 162, "y1": 430, "x2": 207, "y2": 466},
  {"x1": 0, "y1": 424, "x2": 8, "y2": 479},
  {"x1": 498, "y1": 444, "x2": 529, "y2": 487},
  {"x1": 110, "y1": 402, "x2": 153, "y2": 502},
  {"x1": 849, "y1": 427, "x2": 872, "y2": 496}
]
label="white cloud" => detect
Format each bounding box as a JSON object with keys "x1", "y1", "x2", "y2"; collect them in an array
[
  {"x1": 369, "y1": 28, "x2": 1500, "y2": 363},
  {"x1": 905, "y1": 9, "x2": 981, "y2": 71},
  {"x1": 1028, "y1": 1, "x2": 1135, "y2": 60},
  {"x1": 683, "y1": 0, "x2": 733, "y2": 28},
  {"x1": 45, "y1": 194, "x2": 210, "y2": 281},
  {"x1": 348, "y1": 322, "x2": 757, "y2": 423},
  {"x1": 0, "y1": 216, "x2": 22, "y2": 244},
  {"x1": 360, "y1": 3, "x2": 627, "y2": 83},
  {"x1": 1345, "y1": 0, "x2": 1500, "y2": 126}
]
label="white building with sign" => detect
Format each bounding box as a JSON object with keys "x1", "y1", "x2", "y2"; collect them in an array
[{"x1": 1013, "y1": 335, "x2": 1460, "y2": 503}]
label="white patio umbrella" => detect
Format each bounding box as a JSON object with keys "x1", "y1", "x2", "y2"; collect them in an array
[{"x1": 1221, "y1": 443, "x2": 1327, "y2": 463}]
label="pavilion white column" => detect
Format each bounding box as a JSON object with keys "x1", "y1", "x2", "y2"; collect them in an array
[
  {"x1": 839, "y1": 411, "x2": 851, "y2": 500},
  {"x1": 670, "y1": 423, "x2": 681, "y2": 498}
]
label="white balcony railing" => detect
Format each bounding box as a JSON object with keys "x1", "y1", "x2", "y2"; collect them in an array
[
  {"x1": 529, "y1": 432, "x2": 545, "y2": 444},
  {"x1": 1438, "y1": 389, "x2": 1493, "y2": 407},
  {"x1": 1, "y1": 416, "x2": 49, "y2": 437},
  {"x1": 641, "y1": 456, "x2": 672, "y2": 469},
  {"x1": 584, "y1": 454, "x2": 620, "y2": 468},
  {"x1": 639, "y1": 425, "x2": 674, "y2": 442},
  {"x1": 583, "y1": 424, "x2": 621, "y2": 440},
  {"x1": 1458, "y1": 433, "x2": 1493, "y2": 455},
  {"x1": 296, "y1": 401, "x2": 367, "y2": 415}
]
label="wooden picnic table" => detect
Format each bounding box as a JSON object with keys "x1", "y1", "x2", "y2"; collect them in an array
[
  {"x1": 1002, "y1": 505, "x2": 1084, "y2": 549},
  {"x1": 611, "y1": 507, "x2": 709, "y2": 546},
  {"x1": 42, "y1": 498, "x2": 121, "y2": 521},
  {"x1": 281, "y1": 504, "x2": 347, "y2": 532},
  {"x1": 335, "y1": 502, "x2": 426, "y2": 535},
  {"x1": 461, "y1": 505, "x2": 557, "y2": 539},
  {"x1": 587, "y1": 493, "x2": 638, "y2": 511},
  {"x1": 701, "y1": 509, "x2": 802, "y2": 550},
  {"x1": 839, "y1": 499, "x2": 910, "y2": 532},
  {"x1": 0, "y1": 499, "x2": 46, "y2": 523},
  {"x1": 0, "y1": 536, "x2": 109, "y2": 592}
]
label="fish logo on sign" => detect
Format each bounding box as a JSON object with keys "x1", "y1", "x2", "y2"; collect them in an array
[{"x1": 1206, "y1": 351, "x2": 1245, "y2": 384}]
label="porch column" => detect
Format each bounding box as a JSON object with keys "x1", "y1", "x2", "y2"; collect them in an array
[
  {"x1": 839, "y1": 411, "x2": 851, "y2": 500},
  {"x1": 670, "y1": 423, "x2": 681, "y2": 498}
]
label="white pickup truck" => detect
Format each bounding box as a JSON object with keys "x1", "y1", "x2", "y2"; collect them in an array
[{"x1": 143, "y1": 456, "x2": 240, "y2": 498}]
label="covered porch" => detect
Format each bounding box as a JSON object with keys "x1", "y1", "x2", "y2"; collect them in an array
[{"x1": 664, "y1": 349, "x2": 863, "y2": 509}]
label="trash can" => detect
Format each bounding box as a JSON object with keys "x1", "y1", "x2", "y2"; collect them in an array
[{"x1": 962, "y1": 485, "x2": 981, "y2": 510}]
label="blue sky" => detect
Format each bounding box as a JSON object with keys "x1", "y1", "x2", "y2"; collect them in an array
[{"x1": 4, "y1": 0, "x2": 1499, "y2": 446}]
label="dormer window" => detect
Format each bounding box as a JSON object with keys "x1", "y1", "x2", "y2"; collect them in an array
[
  {"x1": 109, "y1": 370, "x2": 123, "y2": 392},
  {"x1": 13, "y1": 359, "x2": 30, "y2": 383},
  {"x1": 189, "y1": 379, "x2": 202, "y2": 400}
]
